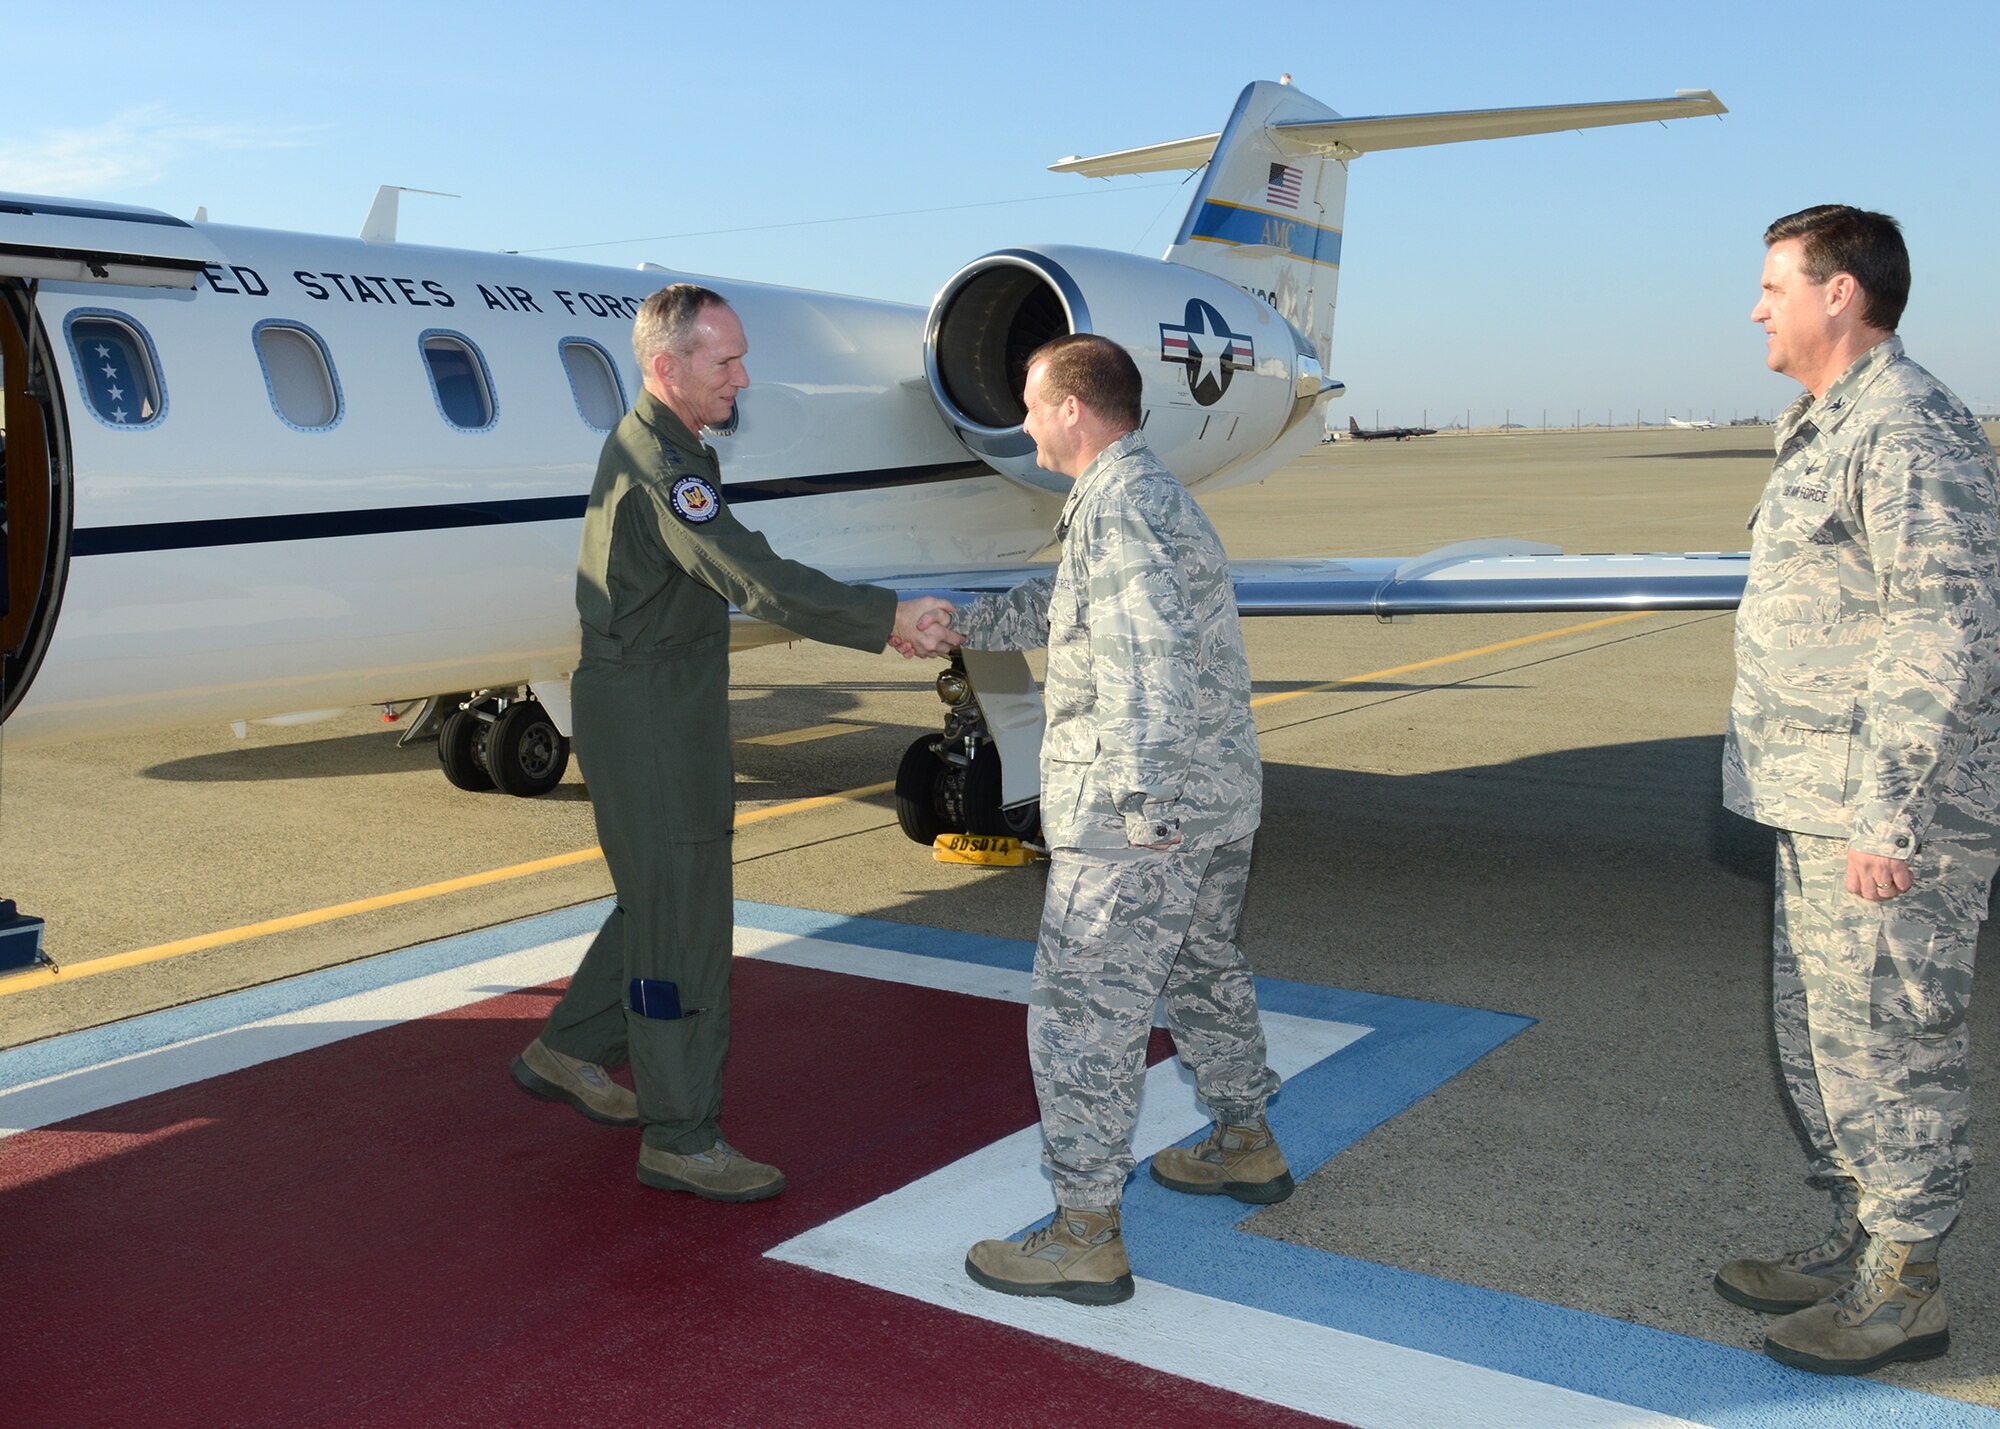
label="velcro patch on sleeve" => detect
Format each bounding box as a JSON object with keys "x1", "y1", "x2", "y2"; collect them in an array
[{"x1": 670, "y1": 474, "x2": 721, "y2": 524}]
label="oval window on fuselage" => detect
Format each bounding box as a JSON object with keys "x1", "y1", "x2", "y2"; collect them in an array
[
  {"x1": 254, "y1": 321, "x2": 341, "y2": 430},
  {"x1": 560, "y1": 337, "x2": 626, "y2": 432},
  {"x1": 66, "y1": 313, "x2": 165, "y2": 430},
  {"x1": 420, "y1": 330, "x2": 496, "y2": 431}
]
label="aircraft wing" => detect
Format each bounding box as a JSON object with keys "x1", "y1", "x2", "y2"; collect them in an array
[{"x1": 868, "y1": 540, "x2": 1747, "y2": 619}]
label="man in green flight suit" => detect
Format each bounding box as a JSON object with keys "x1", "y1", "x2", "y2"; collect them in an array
[{"x1": 511, "y1": 283, "x2": 961, "y2": 1202}]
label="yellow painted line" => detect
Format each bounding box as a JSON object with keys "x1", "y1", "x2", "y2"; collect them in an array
[
  {"x1": 0, "y1": 779, "x2": 899, "y2": 996},
  {"x1": 1250, "y1": 612, "x2": 1654, "y2": 711},
  {"x1": 734, "y1": 780, "x2": 893, "y2": 825},
  {"x1": 4, "y1": 615, "x2": 1657, "y2": 996},
  {"x1": 739, "y1": 721, "x2": 868, "y2": 747}
]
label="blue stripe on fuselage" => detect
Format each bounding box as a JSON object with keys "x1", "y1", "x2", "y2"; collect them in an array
[
  {"x1": 69, "y1": 461, "x2": 991, "y2": 555},
  {"x1": 1188, "y1": 200, "x2": 1342, "y2": 268}
]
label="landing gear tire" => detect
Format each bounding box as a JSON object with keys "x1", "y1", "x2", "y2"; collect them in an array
[
  {"x1": 487, "y1": 700, "x2": 570, "y2": 797},
  {"x1": 895, "y1": 735, "x2": 951, "y2": 845},
  {"x1": 963, "y1": 745, "x2": 1041, "y2": 841},
  {"x1": 438, "y1": 707, "x2": 496, "y2": 792}
]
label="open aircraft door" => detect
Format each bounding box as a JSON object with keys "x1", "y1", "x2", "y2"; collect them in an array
[{"x1": 0, "y1": 194, "x2": 220, "y2": 722}]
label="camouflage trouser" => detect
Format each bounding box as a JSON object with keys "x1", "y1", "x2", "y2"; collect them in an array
[
  {"x1": 1774, "y1": 826, "x2": 1998, "y2": 1240},
  {"x1": 1029, "y1": 834, "x2": 1280, "y2": 1208}
]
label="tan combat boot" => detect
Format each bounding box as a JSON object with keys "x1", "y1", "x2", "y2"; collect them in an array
[
  {"x1": 510, "y1": 1037, "x2": 639, "y2": 1126},
  {"x1": 1713, "y1": 1181, "x2": 1866, "y2": 1313},
  {"x1": 1150, "y1": 1117, "x2": 1295, "y2": 1204},
  {"x1": 965, "y1": 1205, "x2": 1135, "y2": 1306},
  {"x1": 638, "y1": 1139, "x2": 786, "y2": 1202},
  {"x1": 1763, "y1": 1235, "x2": 1948, "y2": 1375}
]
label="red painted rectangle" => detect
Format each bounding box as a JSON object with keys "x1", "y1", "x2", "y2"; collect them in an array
[{"x1": 0, "y1": 960, "x2": 1347, "y2": 1427}]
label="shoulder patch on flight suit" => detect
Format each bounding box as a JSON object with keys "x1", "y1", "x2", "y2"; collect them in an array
[{"x1": 669, "y1": 474, "x2": 720, "y2": 524}]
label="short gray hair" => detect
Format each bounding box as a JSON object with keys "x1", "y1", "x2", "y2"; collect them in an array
[{"x1": 633, "y1": 283, "x2": 729, "y2": 368}]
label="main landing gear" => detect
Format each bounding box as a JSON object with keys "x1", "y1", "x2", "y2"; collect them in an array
[
  {"x1": 425, "y1": 690, "x2": 571, "y2": 797},
  {"x1": 894, "y1": 655, "x2": 1042, "y2": 846}
]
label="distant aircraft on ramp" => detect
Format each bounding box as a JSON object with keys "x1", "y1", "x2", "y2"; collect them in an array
[
  {"x1": 1345, "y1": 415, "x2": 1438, "y2": 441},
  {"x1": 1667, "y1": 416, "x2": 1716, "y2": 430}
]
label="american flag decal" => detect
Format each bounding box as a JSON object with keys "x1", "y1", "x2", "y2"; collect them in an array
[{"x1": 1266, "y1": 163, "x2": 1303, "y2": 209}]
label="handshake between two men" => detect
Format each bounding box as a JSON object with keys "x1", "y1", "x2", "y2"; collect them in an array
[{"x1": 890, "y1": 597, "x2": 964, "y2": 660}]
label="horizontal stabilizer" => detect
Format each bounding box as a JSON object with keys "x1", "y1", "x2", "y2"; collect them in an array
[
  {"x1": 1048, "y1": 89, "x2": 1724, "y2": 176},
  {"x1": 1270, "y1": 90, "x2": 1726, "y2": 158},
  {"x1": 1050, "y1": 133, "x2": 1225, "y2": 178}
]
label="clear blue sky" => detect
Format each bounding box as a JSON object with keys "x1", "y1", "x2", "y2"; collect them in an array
[{"x1": 7, "y1": 0, "x2": 1997, "y2": 426}]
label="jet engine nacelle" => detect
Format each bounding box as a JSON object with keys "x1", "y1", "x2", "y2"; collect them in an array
[{"x1": 923, "y1": 246, "x2": 1323, "y2": 493}]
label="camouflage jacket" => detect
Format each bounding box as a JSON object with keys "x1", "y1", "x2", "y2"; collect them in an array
[
  {"x1": 1723, "y1": 336, "x2": 2000, "y2": 853},
  {"x1": 954, "y1": 431, "x2": 1261, "y2": 851}
]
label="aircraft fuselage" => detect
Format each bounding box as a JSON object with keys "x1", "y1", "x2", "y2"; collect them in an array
[{"x1": 2, "y1": 230, "x2": 1068, "y2": 745}]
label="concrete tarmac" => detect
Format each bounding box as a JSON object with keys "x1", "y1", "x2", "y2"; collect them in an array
[{"x1": 5, "y1": 426, "x2": 1998, "y2": 1409}]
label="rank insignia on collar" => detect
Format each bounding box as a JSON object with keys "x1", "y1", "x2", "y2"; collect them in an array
[{"x1": 670, "y1": 474, "x2": 721, "y2": 523}]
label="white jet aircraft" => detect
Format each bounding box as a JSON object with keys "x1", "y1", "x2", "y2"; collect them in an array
[
  {"x1": 0, "y1": 79, "x2": 1742, "y2": 845},
  {"x1": 1667, "y1": 416, "x2": 1718, "y2": 430}
]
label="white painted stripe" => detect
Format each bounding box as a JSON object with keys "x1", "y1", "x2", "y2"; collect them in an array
[
  {"x1": 7, "y1": 923, "x2": 1342, "y2": 1140},
  {"x1": 0, "y1": 935, "x2": 591, "y2": 1138},
  {"x1": 0, "y1": 922, "x2": 996, "y2": 1138},
  {"x1": 771, "y1": 1049, "x2": 1709, "y2": 1429}
]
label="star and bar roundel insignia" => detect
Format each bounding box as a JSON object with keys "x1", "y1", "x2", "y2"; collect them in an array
[
  {"x1": 1159, "y1": 298, "x2": 1254, "y2": 407},
  {"x1": 669, "y1": 474, "x2": 721, "y2": 523}
]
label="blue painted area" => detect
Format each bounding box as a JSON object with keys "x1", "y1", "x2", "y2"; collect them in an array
[
  {"x1": 745, "y1": 903, "x2": 1991, "y2": 1428},
  {"x1": 0, "y1": 900, "x2": 610, "y2": 1092},
  {"x1": 1187, "y1": 200, "x2": 1342, "y2": 268}
]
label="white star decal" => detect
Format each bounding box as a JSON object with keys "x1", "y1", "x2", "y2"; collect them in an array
[
  {"x1": 106, "y1": 385, "x2": 123, "y2": 401},
  {"x1": 101, "y1": 363, "x2": 119, "y2": 379},
  {"x1": 110, "y1": 407, "x2": 128, "y2": 423},
  {"x1": 1190, "y1": 333, "x2": 1225, "y2": 395},
  {"x1": 94, "y1": 343, "x2": 111, "y2": 359}
]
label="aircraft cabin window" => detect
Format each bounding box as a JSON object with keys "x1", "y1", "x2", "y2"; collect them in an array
[
  {"x1": 420, "y1": 331, "x2": 496, "y2": 431},
  {"x1": 66, "y1": 314, "x2": 165, "y2": 430},
  {"x1": 559, "y1": 338, "x2": 626, "y2": 432},
  {"x1": 253, "y1": 321, "x2": 341, "y2": 430}
]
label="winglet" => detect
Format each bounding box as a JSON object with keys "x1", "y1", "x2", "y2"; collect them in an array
[{"x1": 361, "y1": 186, "x2": 461, "y2": 245}]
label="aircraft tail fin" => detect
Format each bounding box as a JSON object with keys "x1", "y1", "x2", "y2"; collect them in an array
[
  {"x1": 1349, "y1": 415, "x2": 1362, "y2": 435},
  {"x1": 1129, "y1": 79, "x2": 1352, "y2": 373},
  {"x1": 1052, "y1": 82, "x2": 1724, "y2": 370}
]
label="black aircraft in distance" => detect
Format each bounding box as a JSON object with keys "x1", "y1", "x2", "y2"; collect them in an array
[{"x1": 1346, "y1": 415, "x2": 1438, "y2": 441}]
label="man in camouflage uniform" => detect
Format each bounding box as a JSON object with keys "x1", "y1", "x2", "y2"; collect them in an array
[
  {"x1": 954, "y1": 334, "x2": 1288, "y2": 1306},
  {"x1": 509, "y1": 284, "x2": 960, "y2": 1202},
  {"x1": 1712, "y1": 206, "x2": 2000, "y2": 1375}
]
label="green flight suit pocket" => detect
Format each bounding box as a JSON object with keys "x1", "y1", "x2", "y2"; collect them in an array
[
  {"x1": 572, "y1": 645, "x2": 735, "y2": 844},
  {"x1": 641, "y1": 660, "x2": 734, "y2": 843}
]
